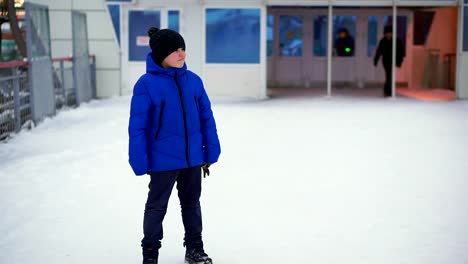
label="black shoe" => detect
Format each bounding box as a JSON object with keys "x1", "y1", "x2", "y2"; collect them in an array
[
  {"x1": 143, "y1": 257, "x2": 158, "y2": 264},
  {"x1": 185, "y1": 241, "x2": 212, "y2": 264},
  {"x1": 142, "y1": 245, "x2": 159, "y2": 264}
]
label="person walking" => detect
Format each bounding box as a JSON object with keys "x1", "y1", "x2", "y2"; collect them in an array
[{"x1": 374, "y1": 25, "x2": 406, "y2": 97}]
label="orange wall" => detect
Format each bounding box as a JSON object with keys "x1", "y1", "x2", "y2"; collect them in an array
[
  {"x1": 425, "y1": 8, "x2": 457, "y2": 55},
  {"x1": 410, "y1": 7, "x2": 457, "y2": 89}
]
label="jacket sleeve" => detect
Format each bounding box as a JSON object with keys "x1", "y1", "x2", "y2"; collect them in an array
[
  {"x1": 198, "y1": 86, "x2": 221, "y2": 164},
  {"x1": 128, "y1": 80, "x2": 152, "y2": 176},
  {"x1": 374, "y1": 39, "x2": 383, "y2": 64}
]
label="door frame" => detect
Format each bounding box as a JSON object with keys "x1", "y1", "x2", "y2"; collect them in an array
[
  {"x1": 121, "y1": 5, "x2": 183, "y2": 94},
  {"x1": 267, "y1": 7, "x2": 412, "y2": 92}
]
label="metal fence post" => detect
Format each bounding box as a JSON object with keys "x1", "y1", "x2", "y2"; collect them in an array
[
  {"x1": 60, "y1": 60, "x2": 67, "y2": 104},
  {"x1": 72, "y1": 58, "x2": 79, "y2": 106},
  {"x1": 91, "y1": 55, "x2": 96, "y2": 99},
  {"x1": 12, "y1": 68, "x2": 21, "y2": 132}
]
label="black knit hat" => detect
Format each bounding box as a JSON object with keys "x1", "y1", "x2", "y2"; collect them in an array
[
  {"x1": 148, "y1": 27, "x2": 185, "y2": 65},
  {"x1": 384, "y1": 25, "x2": 393, "y2": 34}
]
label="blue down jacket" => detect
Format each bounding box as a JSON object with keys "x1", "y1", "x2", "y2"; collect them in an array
[{"x1": 128, "y1": 53, "x2": 221, "y2": 175}]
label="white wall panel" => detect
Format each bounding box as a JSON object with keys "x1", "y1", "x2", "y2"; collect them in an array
[
  {"x1": 96, "y1": 70, "x2": 122, "y2": 97},
  {"x1": 86, "y1": 11, "x2": 116, "y2": 40},
  {"x1": 49, "y1": 11, "x2": 72, "y2": 39},
  {"x1": 71, "y1": 0, "x2": 106, "y2": 11},
  {"x1": 27, "y1": 0, "x2": 72, "y2": 10},
  {"x1": 205, "y1": 65, "x2": 263, "y2": 98},
  {"x1": 50, "y1": 40, "x2": 73, "y2": 58},
  {"x1": 89, "y1": 41, "x2": 120, "y2": 69}
]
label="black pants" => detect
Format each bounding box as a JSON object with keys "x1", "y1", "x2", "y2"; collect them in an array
[
  {"x1": 383, "y1": 64, "x2": 392, "y2": 97},
  {"x1": 141, "y1": 166, "x2": 203, "y2": 249}
]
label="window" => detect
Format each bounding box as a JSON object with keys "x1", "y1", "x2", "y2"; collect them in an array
[
  {"x1": 267, "y1": 14, "x2": 273, "y2": 57},
  {"x1": 107, "y1": 4, "x2": 120, "y2": 45},
  {"x1": 367, "y1": 16, "x2": 377, "y2": 57},
  {"x1": 129, "y1": 10, "x2": 160, "y2": 61},
  {"x1": 279, "y1": 15, "x2": 302, "y2": 57},
  {"x1": 168, "y1": 10, "x2": 180, "y2": 32},
  {"x1": 205, "y1": 8, "x2": 261, "y2": 63},
  {"x1": 383, "y1": 16, "x2": 408, "y2": 48},
  {"x1": 333, "y1": 16, "x2": 356, "y2": 57},
  {"x1": 313, "y1": 16, "x2": 327, "y2": 57}
]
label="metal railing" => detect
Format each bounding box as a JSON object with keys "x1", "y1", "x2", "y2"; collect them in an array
[
  {"x1": 0, "y1": 55, "x2": 96, "y2": 141},
  {"x1": 0, "y1": 60, "x2": 31, "y2": 140}
]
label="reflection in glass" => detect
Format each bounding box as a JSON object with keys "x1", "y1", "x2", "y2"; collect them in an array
[
  {"x1": 368, "y1": 16, "x2": 377, "y2": 57},
  {"x1": 129, "y1": 10, "x2": 160, "y2": 61},
  {"x1": 267, "y1": 14, "x2": 273, "y2": 56},
  {"x1": 107, "y1": 4, "x2": 120, "y2": 45},
  {"x1": 29, "y1": 7, "x2": 52, "y2": 58},
  {"x1": 279, "y1": 15, "x2": 303, "y2": 56},
  {"x1": 333, "y1": 16, "x2": 356, "y2": 57},
  {"x1": 314, "y1": 16, "x2": 327, "y2": 56},
  {"x1": 206, "y1": 9, "x2": 260, "y2": 63},
  {"x1": 168, "y1": 10, "x2": 180, "y2": 32},
  {"x1": 383, "y1": 16, "x2": 408, "y2": 48}
]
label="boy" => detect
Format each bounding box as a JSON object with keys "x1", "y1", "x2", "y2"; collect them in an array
[{"x1": 128, "y1": 27, "x2": 221, "y2": 264}]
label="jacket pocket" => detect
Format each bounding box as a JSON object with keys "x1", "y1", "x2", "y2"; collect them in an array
[
  {"x1": 154, "y1": 101, "x2": 165, "y2": 140},
  {"x1": 194, "y1": 96, "x2": 199, "y2": 112}
]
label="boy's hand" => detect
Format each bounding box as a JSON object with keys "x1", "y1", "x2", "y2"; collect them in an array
[{"x1": 202, "y1": 163, "x2": 211, "y2": 178}]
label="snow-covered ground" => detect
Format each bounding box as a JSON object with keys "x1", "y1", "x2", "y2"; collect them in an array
[{"x1": 1, "y1": 94, "x2": 468, "y2": 264}]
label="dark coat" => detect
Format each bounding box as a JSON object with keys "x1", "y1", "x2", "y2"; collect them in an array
[
  {"x1": 374, "y1": 37, "x2": 405, "y2": 68},
  {"x1": 334, "y1": 36, "x2": 355, "y2": 56}
]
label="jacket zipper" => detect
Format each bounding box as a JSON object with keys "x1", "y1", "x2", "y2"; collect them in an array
[
  {"x1": 174, "y1": 71, "x2": 191, "y2": 168},
  {"x1": 194, "y1": 96, "x2": 199, "y2": 112},
  {"x1": 154, "y1": 101, "x2": 165, "y2": 140}
]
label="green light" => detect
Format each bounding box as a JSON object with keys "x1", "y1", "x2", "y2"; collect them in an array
[{"x1": 345, "y1": 47, "x2": 351, "y2": 53}]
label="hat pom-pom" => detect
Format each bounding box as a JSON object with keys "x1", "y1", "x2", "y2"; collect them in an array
[{"x1": 148, "y1": 27, "x2": 159, "y2": 37}]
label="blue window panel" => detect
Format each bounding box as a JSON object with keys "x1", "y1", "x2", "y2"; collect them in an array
[
  {"x1": 464, "y1": 7, "x2": 468, "y2": 51},
  {"x1": 279, "y1": 15, "x2": 303, "y2": 57},
  {"x1": 333, "y1": 15, "x2": 356, "y2": 57},
  {"x1": 206, "y1": 8, "x2": 261, "y2": 64},
  {"x1": 267, "y1": 14, "x2": 273, "y2": 57},
  {"x1": 313, "y1": 16, "x2": 327, "y2": 57},
  {"x1": 368, "y1": 16, "x2": 378, "y2": 57},
  {"x1": 168, "y1": 10, "x2": 180, "y2": 32},
  {"x1": 129, "y1": 10, "x2": 160, "y2": 61},
  {"x1": 107, "y1": 4, "x2": 120, "y2": 45},
  {"x1": 384, "y1": 16, "x2": 408, "y2": 49}
]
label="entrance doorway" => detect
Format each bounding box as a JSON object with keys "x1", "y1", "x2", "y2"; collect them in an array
[
  {"x1": 397, "y1": 7, "x2": 458, "y2": 101},
  {"x1": 267, "y1": 6, "x2": 458, "y2": 101},
  {"x1": 266, "y1": 7, "x2": 412, "y2": 97}
]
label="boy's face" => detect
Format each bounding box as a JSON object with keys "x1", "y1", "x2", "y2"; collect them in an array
[{"x1": 161, "y1": 48, "x2": 186, "y2": 69}]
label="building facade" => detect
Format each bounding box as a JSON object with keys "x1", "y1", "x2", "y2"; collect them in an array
[{"x1": 28, "y1": 0, "x2": 468, "y2": 99}]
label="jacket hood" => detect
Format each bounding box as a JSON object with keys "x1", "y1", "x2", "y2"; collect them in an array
[{"x1": 146, "y1": 52, "x2": 187, "y2": 77}]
